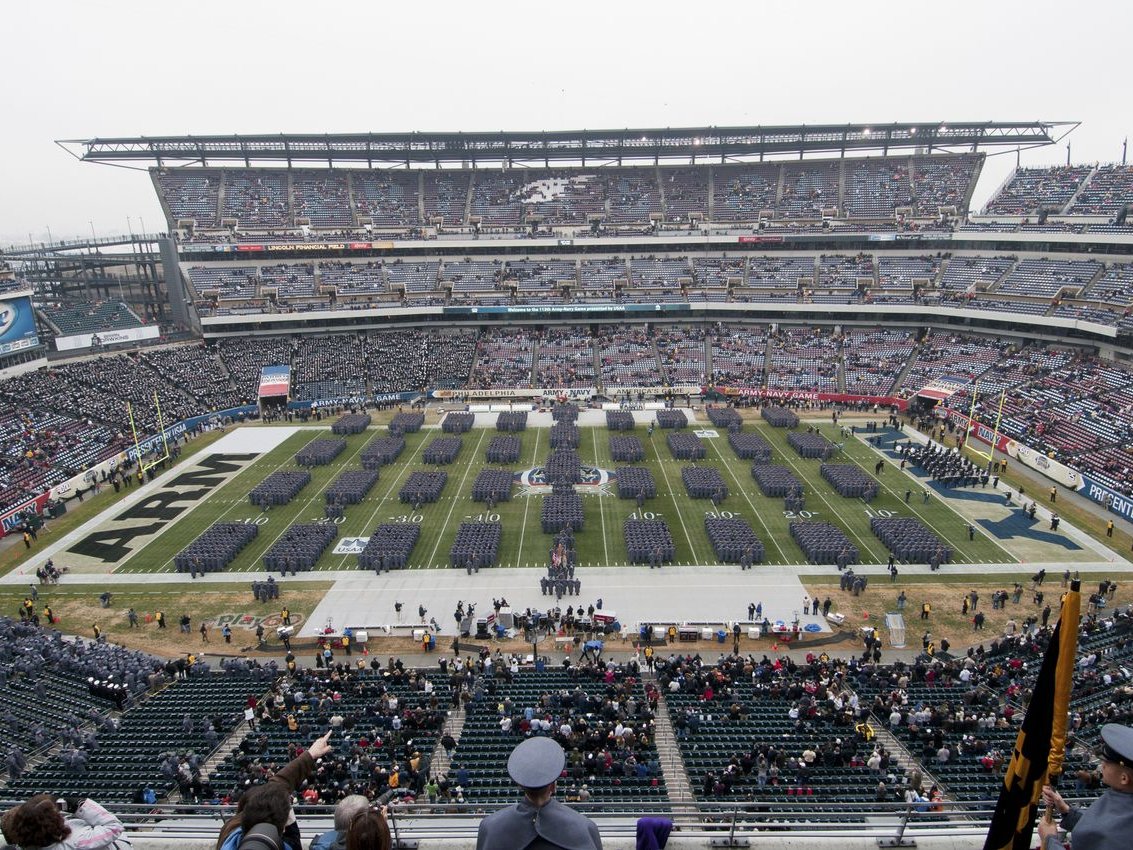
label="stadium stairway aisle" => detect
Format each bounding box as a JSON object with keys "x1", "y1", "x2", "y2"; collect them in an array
[
  {"x1": 865, "y1": 719, "x2": 948, "y2": 807},
  {"x1": 650, "y1": 675, "x2": 696, "y2": 810},
  {"x1": 167, "y1": 718, "x2": 262, "y2": 803},
  {"x1": 889, "y1": 346, "x2": 922, "y2": 394},
  {"x1": 427, "y1": 704, "x2": 465, "y2": 780}
]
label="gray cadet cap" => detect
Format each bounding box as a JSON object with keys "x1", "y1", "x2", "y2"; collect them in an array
[
  {"x1": 507, "y1": 736, "x2": 565, "y2": 789},
  {"x1": 1100, "y1": 724, "x2": 1133, "y2": 770}
]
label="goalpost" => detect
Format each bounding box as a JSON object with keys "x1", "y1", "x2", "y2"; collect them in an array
[
  {"x1": 126, "y1": 392, "x2": 171, "y2": 474},
  {"x1": 963, "y1": 381, "x2": 1007, "y2": 471}
]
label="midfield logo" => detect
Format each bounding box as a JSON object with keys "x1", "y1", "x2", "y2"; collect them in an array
[{"x1": 516, "y1": 465, "x2": 614, "y2": 496}]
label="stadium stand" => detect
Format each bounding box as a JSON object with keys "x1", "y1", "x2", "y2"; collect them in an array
[
  {"x1": 655, "y1": 324, "x2": 706, "y2": 384},
  {"x1": 984, "y1": 166, "x2": 1092, "y2": 215},
  {"x1": 842, "y1": 328, "x2": 916, "y2": 395},
  {"x1": 711, "y1": 323, "x2": 768, "y2": 387},
  {"x1": 155, "y1": 170, "x2": 221, "y2": 225},
  {"x1": 353, "y1": 170, "x2": 420, "y2": 227},
  {"x1": 768, "y1": 327, "x2": 840, "y2": 392},
  {"x1": 222, "y1": 170, "x2": 289, "y2": 227},
  {"x1": 469, "y1": 328, "x2": 534, "y2": 389},
  {"x1": 455, "y1": 666, "x2": 666, "y2": 806},
  {"x1": 1068, "y1": 164, "x2": 1133, "y2": 217},
  {"x1": 40, "y1": 301, "x2": 144, "y2": 337},
  {"x1": 536, "y1": 327, "x2": 597, "y2": 389}
]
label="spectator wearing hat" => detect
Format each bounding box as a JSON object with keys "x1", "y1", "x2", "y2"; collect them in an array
[
  {"x1": 476, "y1": 736, "x2": 602, "y2": 850},
  {"x1": 1040, "y1": 723, "x2": 1133, "y2": 850}
]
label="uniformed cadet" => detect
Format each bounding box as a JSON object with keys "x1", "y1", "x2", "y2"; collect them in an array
[
  {"x1": 476, "y1": 736, "x2": 602, "y2": 850},
  {"x1": 1040, "y1": 723, "x2": 1133, "y2": 850}
]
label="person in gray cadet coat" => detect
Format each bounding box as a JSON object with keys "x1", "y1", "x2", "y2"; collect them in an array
[
  {"x1": 476, "y1": 736, "x2": 602, "y2": 850},
  {"x1": 1040, "y1": 724, "x2": 1133, "y2": 850}
]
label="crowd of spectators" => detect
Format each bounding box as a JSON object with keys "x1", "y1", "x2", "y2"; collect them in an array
[
  {"x1": 1, "y1": 319, "x2": 1130, "y2": 522},
  {"x1": 158, "y1": 155, "x2": 989, "y2": 238}
]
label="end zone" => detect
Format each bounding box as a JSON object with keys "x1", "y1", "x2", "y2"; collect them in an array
[{"x1": 5, "y1": 427, "x2": 303, "y2": 578}]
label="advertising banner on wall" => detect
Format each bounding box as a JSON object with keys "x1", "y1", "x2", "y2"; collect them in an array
[
  {"x1": 54, "y1": 324, "x2": 160, "y2": 352},
  {"x1": 940, "y1": 407, "x2": 1133, "y2": 517},
  {"x1": 429, "y1": 387, "x2": 596, "y2": 400},
  {"x1": 0, "y1": 296, "x2": 40, "y2": 356},
  {"x1": 719, "y1": 386, "x2": 909, "y2": 411},
  {"x1": 0, "y1": 404, "x2": 261, "y2": 536}
]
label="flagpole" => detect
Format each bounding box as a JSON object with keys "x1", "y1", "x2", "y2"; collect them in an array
[
  {"x1": 982, "y1": 580, "x2": 1080, "y2": 850},
  {"x1": 1044, "y1": 580, "x2": 1081, "y2": 821}
]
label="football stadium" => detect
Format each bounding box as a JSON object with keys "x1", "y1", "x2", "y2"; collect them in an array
[{"x1": 2, "y1": 11, "x2": 1133, "y2": 850}]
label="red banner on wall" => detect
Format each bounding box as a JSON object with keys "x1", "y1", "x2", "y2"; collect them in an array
[{"x1": 717, "y1": 386, "x2": 908, "y2": 411}]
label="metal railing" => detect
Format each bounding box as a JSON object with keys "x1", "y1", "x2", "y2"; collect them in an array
[{"x1": 0, "y1": 797, "x2": 1086, "y2": 843}]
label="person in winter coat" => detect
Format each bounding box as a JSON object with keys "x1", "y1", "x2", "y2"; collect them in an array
[
  {"x1": 1, "y1": 795, "x2": 124, "y2": 850},
  {"x1": 309, "y1": 795, "x2": 370, "y2": 850},
  {"x1": 216, "y1": 730, "x2": 334, "y2": 850}
]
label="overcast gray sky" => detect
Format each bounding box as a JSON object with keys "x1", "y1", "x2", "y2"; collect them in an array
[{"x1": 3, "y1": 0, "x2": 1129, "y2": 245}]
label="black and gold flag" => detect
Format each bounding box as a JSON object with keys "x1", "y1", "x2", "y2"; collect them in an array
[{"x1": 982, "y1": 580, "x2": 1079, "y2": 850}]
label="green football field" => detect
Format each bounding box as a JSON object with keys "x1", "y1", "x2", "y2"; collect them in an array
[{"x1": 114, "y1": 419, "x2": 1017, "y2": 574}]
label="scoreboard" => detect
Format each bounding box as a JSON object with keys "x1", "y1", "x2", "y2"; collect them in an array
[{"x1": 0, "y1": 296, "x2": 39, "y2": 356}]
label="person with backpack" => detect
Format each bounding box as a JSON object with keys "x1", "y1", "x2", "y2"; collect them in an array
[{"x1": 216, "y1": 730, "x2": 334, "y2": 850}]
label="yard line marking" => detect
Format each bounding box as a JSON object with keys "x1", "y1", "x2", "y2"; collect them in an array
[
  {"x1": 424, "y1": 429, "x2": 488, "y2": 569},
  {"x1": 331, "y1": 430, "x2": 429, "y2": 570},
  {"x1": 239, "y1": 432, "x2": 373, "y2": 573},
  {"x1": 516, "y1": 428, "x2": 540, "y2": 569},
  {"x1": 650, "y1": 436, "x2": 701, "y2": 565},
  {"x1": 592, "y1": 429, "x2": 611, "y2": 567},
  {"x1": 756, "y1": 425, "x2": 887, "y2": 563},
  {"x1": 707, "y1": 441, "x2": 789, "y2": 563}
]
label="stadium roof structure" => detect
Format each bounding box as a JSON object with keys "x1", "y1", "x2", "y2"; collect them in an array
[{"x1": 60, "y1": 121, "x2": 1075, "y2": 169}]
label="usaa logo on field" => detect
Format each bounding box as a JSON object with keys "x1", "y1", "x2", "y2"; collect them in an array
[
  {"x1": 333, "y1": 537, "x2": 369, "y2": 555},
  {"x1": 516, "y1": 466, "x2": 615, "y2": 495}
]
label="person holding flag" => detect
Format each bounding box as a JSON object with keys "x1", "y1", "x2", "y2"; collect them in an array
[
  {"x1": 1037, "y1": 725, "x2": 1133, "y2": 850},
  {"x1": 983, "y1": 580, "x2": 1081, "y2": 850}
]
